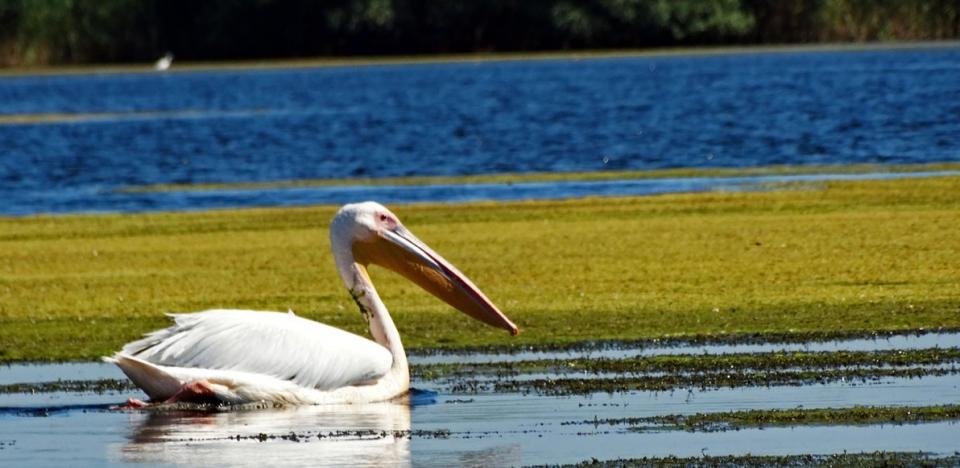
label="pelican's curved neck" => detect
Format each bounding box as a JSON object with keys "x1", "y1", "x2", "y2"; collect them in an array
[
  {"x1": 348, "y1": 265, "x2": 403, "y2": 349},
  {"x1": 337, "y1": 260, "x2": 409, "y2": 374}
]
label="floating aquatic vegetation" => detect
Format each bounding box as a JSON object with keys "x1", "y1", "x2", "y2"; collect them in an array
[
  {"x1": 541, "y1": 451, "x2": 960, "y2": 468},
  {"x1": 452, "y1": 366, "x2": 958, "y2": 395},
  {"x1": 413, "y1": 347, "x2": 960, "y2": 379},
  {"x1": 562, "y1": 405, "x2": 960, "y2": 432},
  {"x1": 414, "y1": 345, "x2": 960, "y2": 395},
  {"x1": 409, "y1": 328, "x2": 960, "y2": 357},
  {"x1": 0, "y1": 379, "x2": 136, "y2": 395}
]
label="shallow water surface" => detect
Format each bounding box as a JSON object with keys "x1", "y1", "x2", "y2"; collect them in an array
[
  {"x1": 2, "y1": 334, "x2": 959, "y2": 466},
  {"x1": 2, "y1": 376, "x2": 958, "y2": 466}
]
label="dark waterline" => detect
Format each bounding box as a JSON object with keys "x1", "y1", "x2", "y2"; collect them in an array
[{"x1": 2, "y1": 47, "x2": 959, "y2": 215}]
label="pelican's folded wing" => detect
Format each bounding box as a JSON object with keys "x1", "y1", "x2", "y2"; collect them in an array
[{"x1": 121, "y1": 309, "x2": 393, "y2": 390}]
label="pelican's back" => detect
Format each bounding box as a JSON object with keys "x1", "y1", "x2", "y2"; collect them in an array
[{"x1": 117, "y1": 309, "x2": 393, "y2": 391}]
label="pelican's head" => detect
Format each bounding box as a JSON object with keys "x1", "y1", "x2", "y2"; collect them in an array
[{"x1": 331, "y1": 202, "x2": 519, "y2": 335}]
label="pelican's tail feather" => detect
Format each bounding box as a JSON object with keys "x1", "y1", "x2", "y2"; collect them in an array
[{"x1": 103, "y1": 353, "x2": 181, "y2": 400}]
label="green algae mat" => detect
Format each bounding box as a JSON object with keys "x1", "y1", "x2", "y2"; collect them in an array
[{"x1": 2, "y1": 175, "x2": 959, "y2": 362}]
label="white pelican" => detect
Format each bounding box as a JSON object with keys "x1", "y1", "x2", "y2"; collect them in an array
[
  {"x1": 154, "y1": 52, "x2": 173, "y2": 71},
  {"x1": 105, "y1": 202, "x2": 518, "y2": 406}
]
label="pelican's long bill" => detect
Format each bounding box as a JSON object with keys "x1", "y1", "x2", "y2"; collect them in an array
[{"x1": 354, "y1": 225, "x2": 519, "y2": 335}]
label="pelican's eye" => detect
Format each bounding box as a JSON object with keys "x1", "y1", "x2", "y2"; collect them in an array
[{"x1": 377, "y1": 213, "x2": 398, "y2": 229}]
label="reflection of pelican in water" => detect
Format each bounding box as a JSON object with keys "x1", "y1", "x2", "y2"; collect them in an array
[
  {"x1": 106, "y1": 202, "x2": 518, "y2": 405},
  {"x1": 114, "y1": 399, "x2": 412, "y2": 467}
]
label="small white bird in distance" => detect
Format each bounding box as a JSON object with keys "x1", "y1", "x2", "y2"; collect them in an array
[{"x1": 155, "y1": 52, "x2": 174, "y2": 71}]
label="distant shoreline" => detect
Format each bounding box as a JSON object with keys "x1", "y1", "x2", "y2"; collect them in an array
[{"x1": 1, "y1": 40, "x2": 958, "y2": 79}]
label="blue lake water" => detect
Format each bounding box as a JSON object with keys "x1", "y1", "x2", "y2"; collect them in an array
[{"x1": 1, "y1": 47, "x2": 959, "y2": 215}]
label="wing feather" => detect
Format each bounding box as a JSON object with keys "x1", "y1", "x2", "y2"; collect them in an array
[{"x1": 123, "y1": 309, "x2": 392, "y2": 390}]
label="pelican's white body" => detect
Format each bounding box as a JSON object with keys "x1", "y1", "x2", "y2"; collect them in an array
[{"x1": 106, "y1": 309, "x2": 408, "y2": 404}]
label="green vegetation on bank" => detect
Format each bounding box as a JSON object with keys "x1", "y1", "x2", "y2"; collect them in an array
[
  {"x1": 1, "y1": 0, "x2": 958, "y2": 66},
  {"x1": 1, "y1": 174, "x2": 960, "y2": 362}
]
